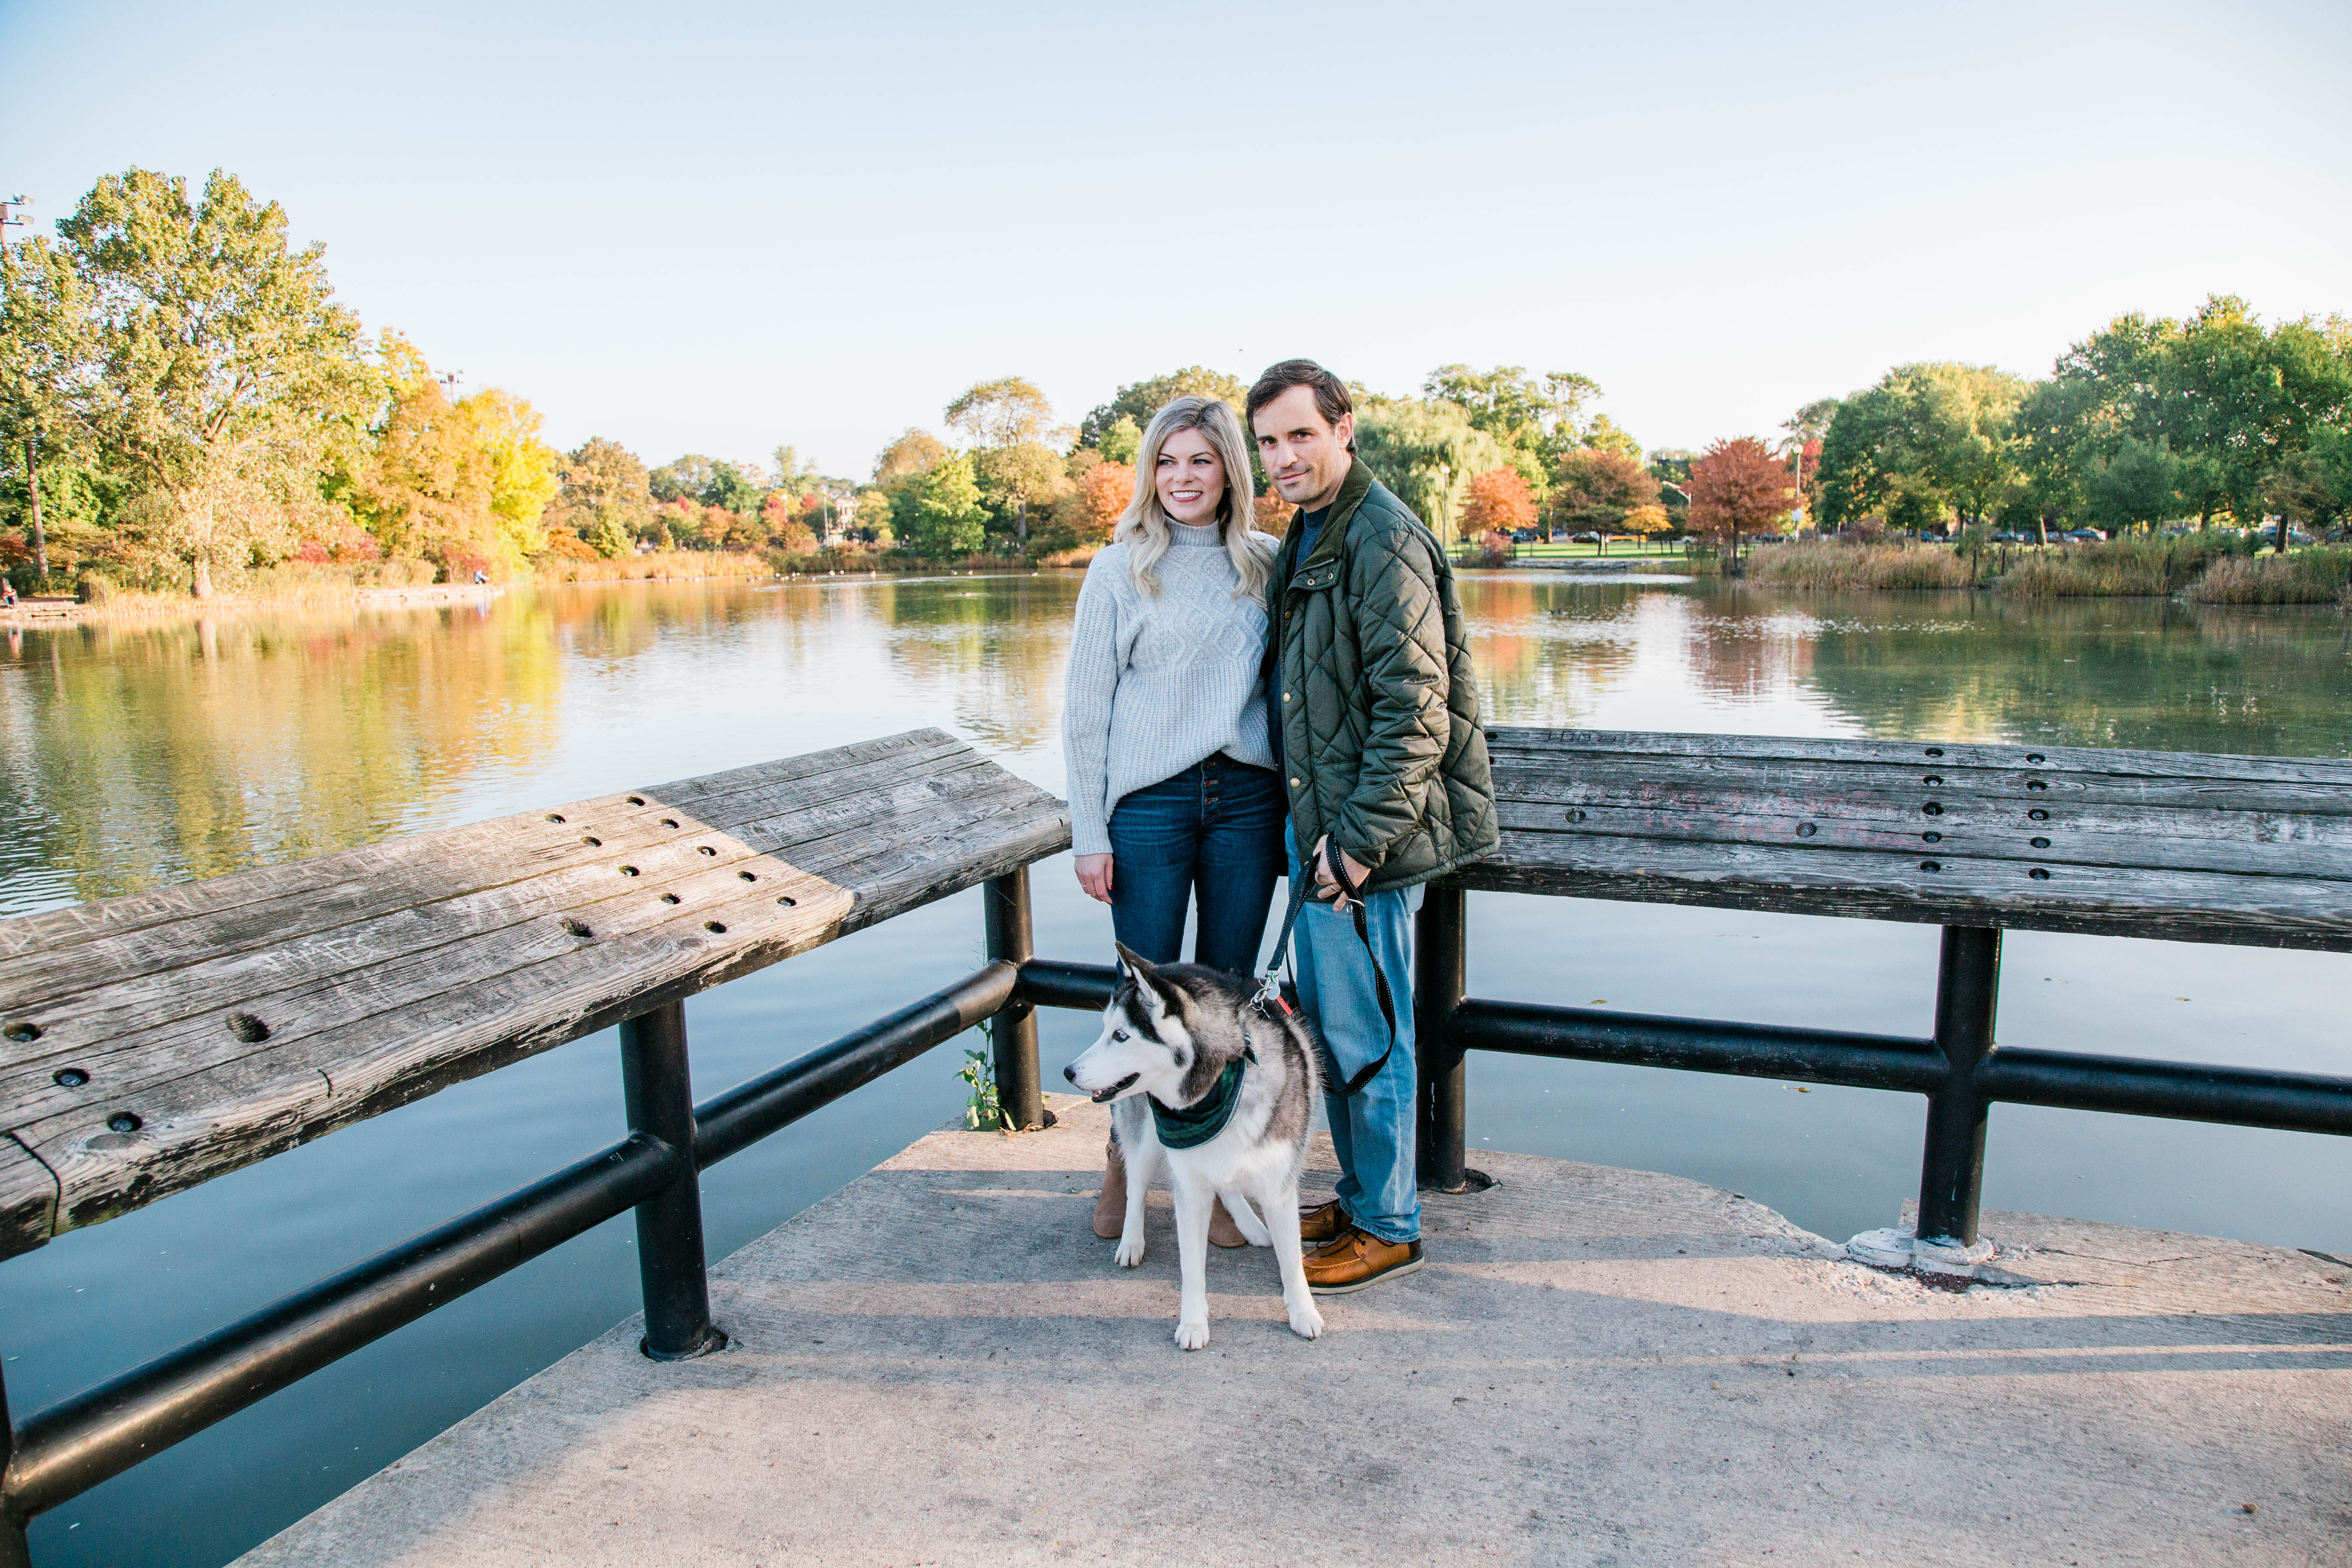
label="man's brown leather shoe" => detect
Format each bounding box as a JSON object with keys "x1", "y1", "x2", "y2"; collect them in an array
[
  {"x1": 1298, "y1": 1199, "x2": 1349, "y2": 1246},
  {"x1": 1304, "y1": 1226, "x2": 1424, "y2": 1295}
]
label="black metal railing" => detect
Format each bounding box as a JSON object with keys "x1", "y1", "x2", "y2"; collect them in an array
[{"x1": 1014, "y1": 897, "x2": 2352, "y2": 1251}]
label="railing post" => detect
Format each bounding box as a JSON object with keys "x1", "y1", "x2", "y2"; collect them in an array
[
  {"x1": 1416, "y1": 882, "x2": 1468, "y2": 1192},
  {"x1": 0, "y1": 1360, "x2": 28, "y2": 1568},
  {"x1": 619, "y1": 1000, "x2": 726, "y2": 1360},
  {"x1": 983, "y1": 869, "x2": 1046, "y2": 1132},
  {"x1": 1916, "y1": 925, "x2": 2001, "y2": 1246}
]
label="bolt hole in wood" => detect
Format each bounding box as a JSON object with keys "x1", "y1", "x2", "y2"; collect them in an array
[
  {"x1": 697, "y1": 846, "x2": 717, "y2": 857},
  {"x1": 660, "y1": 818, "x2": 680, "y2": 829},
  {"x1": 562, "y1": 918, "x2": 593, "y2": 938},
  {"x1": 2027, "y1": 780, "x2": 2049, "y2": 792},
  {"x1": 619, "y1": 866, "x2": 639, "y2": 877},
  {"x1": 1922, "y1": 802, "x2": 1944, "y2": 816},
  {"x1": 2030, "y1": 868, "x2": 2052, "y2": 880},
  {"x1": 660, "y1": 894, "x2": 681, "y2": 906},
  {"x1": 1795, "y1": 822, "x2": 1816, "y2": 837},
  {"x1": 2027, "y1": 753, "x2": 2046, "y2": 763},
  {"x1": 1920, "y1": 860, "x2": 1943, "y2": 873},
  {"x1": 582, "y1": 836, "x2": 601, "y2": 848},
  {"x1": 225, "y1": 1012, "x2": 272, "y2": 1044},
  {"x1": 52, "y1": 1068, "x2": 86, "y2": 1088},
  {"x1": 107, "y1": 1112, "x2": 141, "y2": 1134},
  {"x1": 775, "y1": 896, "x2": 797, "y2": 907},
  {"x1": 1565, "y1": 809, "x2": 1587, "y2": 824},
  {"x1": 2030, "y1": 808, "x2": 2050, "y2": 821},
  {"x1": 703, "y1": 922, "x2": 727, "y2": 934},
  {"x1": 627, "y1": 796, "x2": 646, "y2": 805},
  {"x1": 545, "y1": 813, "x2": 565, "y2": 824},
  {"x1": 1925, "y1": 747, "x2": 1944, "y2": 757},
  {"x1": 737, "y1": 871, "x2": 757, "y2": 882},
  {"x1": 3, "y1": 1021, "x2": 40, "y2": 1043},
  {"x1": 1922, "y1": 831, "x2": 1942, "y2": 843},
  {"x1": 2031, "y1": 836, "x2": 2052, "y2": 849},
  {"x1": 1923, "y1": 774, "x2": 1942, "y2": 785}
]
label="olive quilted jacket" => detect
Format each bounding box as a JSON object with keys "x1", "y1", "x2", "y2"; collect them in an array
[{"x1": 1261, "y1": 459, "x2": 1498, "y2": 894}]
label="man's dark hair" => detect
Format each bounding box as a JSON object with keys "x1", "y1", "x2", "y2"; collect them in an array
[{"x1": 1246, "y1": 359, "x2": 1355, "y2": 451}]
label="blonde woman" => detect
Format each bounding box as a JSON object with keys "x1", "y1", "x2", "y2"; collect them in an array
[{"x1": 1062, "y1": 395, "x2": 1282, "y2": 1246}]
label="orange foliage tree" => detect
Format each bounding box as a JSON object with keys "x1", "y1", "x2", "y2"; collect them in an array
[
  {"x1": 1688, "y1": 438, "x2": 1793, "y2": 556},
  {"x1": 1069, "y1": 460, "x2": 1134, "y2": 542},
  {"x1": 1253, "y1": 492, "x2": 1293, "y2": 533},
  {"x1": 1461, "y1": 466, "x2": 1535, "y2": 537}
]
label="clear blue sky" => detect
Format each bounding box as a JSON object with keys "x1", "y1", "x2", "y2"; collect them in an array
[{"x1": 6, "y1": 0, "x2": 2347, "y2": 479}]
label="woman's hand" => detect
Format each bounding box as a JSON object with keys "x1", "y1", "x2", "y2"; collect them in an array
[{"x1": 1075, "y1": 853, "x2": 1114, "y2": 904}]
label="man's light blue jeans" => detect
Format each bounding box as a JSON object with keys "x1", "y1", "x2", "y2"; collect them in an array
[{"x1": 1286, "y1": 824, "x2": 1421, "y2": 1244}]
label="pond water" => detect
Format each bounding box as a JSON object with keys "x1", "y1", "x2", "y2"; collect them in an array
[{"x1": 3, "y1": 572, "x2": 2349, "y2": 1566}]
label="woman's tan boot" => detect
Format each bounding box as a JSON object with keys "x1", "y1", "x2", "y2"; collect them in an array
[
  {"x1": 1092, "y1": 1139, "x2": 1127, "y2": 1239},
  {"x1": 1208, "y1": 1196, "x2": 1248, "y2": 1249}
]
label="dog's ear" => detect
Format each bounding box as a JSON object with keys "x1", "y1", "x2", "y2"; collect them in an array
[
  {"x1": 1115, "y1": 943, "x2": 1185, "y2": 1024},
  {"x1": 1113, "y1": 940, "x2": 1145, "y2": 979}
]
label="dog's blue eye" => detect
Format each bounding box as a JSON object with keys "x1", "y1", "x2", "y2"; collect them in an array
[{"x1": 1113, "y1": 1030, "x2": 1127, "y2": 1042}]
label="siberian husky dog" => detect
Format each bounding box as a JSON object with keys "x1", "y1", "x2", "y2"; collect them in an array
[{"x1": 1063, "y1": 942, "x2": 1325, "y2": 1350}]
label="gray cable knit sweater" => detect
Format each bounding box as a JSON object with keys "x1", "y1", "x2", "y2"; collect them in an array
[{"x1": 1062, "y1": 522, "x2": 1277, "y2": 857}]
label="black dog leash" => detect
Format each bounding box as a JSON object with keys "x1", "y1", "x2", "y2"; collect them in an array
[{"x1": 1251, "y1": 838, "x2": 1399, "y2": 1098}]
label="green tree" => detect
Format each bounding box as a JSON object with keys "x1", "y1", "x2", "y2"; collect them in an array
[
  {"x1": 703, "y1": 459, "x2": 761, "y2": 515},
  {"x1": 59, "y1": 167, "x2": 370, "y2": 597},
  {"x1": 907, "y1": 452, "x2": 986, "y2": 558},
  {"x1": 1098, "y1": 415, "x2": 1142, "y2": 466},
  {"x1": 649, "y1": 454, "x2": 719, "y2": 503},
  {"x1": 946, "y1": 376, "x2": 1062, "y2": 550},
  {"x1": 0, "y1": 236, "x2": 92, "y2": 582},
  {"x1": 2082, "y1": 438, "x2": 2184, "y2": 535},
  {"x1": 1353, "y1": 398, "x2": 1507, "y2": 545},
  {"x1": 1078, "y1": 367, "x2": 1246, "y2": 448}
]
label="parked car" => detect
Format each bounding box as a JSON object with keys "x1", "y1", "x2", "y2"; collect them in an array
[
  {"x1": 2062, "y1": 528, "x2": 2107, "y2": 542},
  {"x1": 1511, "y1": 529, "x2": 1539, "y2": 542},
  {"x1": 1989, "y1": 531, "x2": 2026, "y2": 544},
  {"x1": 1571, "y1": 532, "x2": 1602, "y2": 544}
]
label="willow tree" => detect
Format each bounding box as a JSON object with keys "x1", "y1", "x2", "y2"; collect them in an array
[
  {"x1": 60, "y1": 168, "x2": 369, "y2": 597},
  {"x1": 0, "y1": 236, "x2": 88, "y2": 581}
]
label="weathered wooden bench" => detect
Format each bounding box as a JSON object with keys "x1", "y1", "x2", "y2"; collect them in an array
[
  {"x1": 0, "y1": 729, "x2": 1067, "y2": 1548},
  {"x1": 1406, "y1": 728, "x2": 2352, "y2": 1259}
]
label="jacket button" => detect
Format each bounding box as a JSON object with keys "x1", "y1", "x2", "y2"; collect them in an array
[
  {"x1": 1289, "y1": 778, "x2": 1300, "y2": 788},
  {"x1": 1283, "y1": 691, "x2": 1291, "y2": 701}
]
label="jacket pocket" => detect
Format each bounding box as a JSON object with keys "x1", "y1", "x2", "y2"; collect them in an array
[{"x1": 1290, "y1": 562, "x2": 1341, "y2": 593}]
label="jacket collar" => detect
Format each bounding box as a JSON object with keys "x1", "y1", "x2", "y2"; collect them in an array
[{"x1": 1284, "y1": 457, "x2": 1374, "y2": 576}]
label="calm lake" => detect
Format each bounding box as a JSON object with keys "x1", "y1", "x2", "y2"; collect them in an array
[{"x1": 4, "y1": 570, "x2": 2350, "y2": 1566}]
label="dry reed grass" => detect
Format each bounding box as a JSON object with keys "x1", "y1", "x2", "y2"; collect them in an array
[
  {"x1": 1743, "y1": 542, "x2": 1974, "y2": 591},
  {"x1": 2186, "y1": 550, "x2": 2352, "y2": 605}
]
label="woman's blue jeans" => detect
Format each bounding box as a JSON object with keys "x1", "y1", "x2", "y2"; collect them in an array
[{"x1": 1105, "y1": 756, "x2": 1286, "y2": 975}]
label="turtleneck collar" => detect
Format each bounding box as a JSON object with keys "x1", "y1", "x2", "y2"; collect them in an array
[{"x1": 1167, "y1": 521, "x2": 1223, "y2": 548}]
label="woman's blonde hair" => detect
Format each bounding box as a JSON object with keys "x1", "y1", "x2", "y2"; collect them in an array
[{"x1": 1117, "y1": 395, "x2": 1273, "y2": 600}]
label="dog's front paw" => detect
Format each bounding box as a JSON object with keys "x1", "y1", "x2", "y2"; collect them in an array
[
  {"x1": 1113, "y1": 1232, "x2": 1145, "y2": 1268},
  {"x1": 1174, "y1": 1318, "x2": 1211, "y2": 1351},
  {"x1": 1287, "y1": 1297, "x2": 1324, "y2": 1340}
]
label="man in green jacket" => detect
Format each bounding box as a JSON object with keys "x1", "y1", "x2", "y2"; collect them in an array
[{"x1": 1247, "y1": 359, "x2": 1499, "y2": 1295}]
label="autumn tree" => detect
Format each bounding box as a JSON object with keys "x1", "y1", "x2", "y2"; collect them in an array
[
  {"x1": 60, "y1": 167, "x2": 371, "y2": 597},
  {"x1": 1460, "y1": 466, "x2": 1535, "y2": 537},
  {"x1": 555, "y1": 437, "x2": 653, "y2": 550},
  {"x1": 351, "y1": 336, "x2": 560, "y2": 576},
  {"x1": 1065, "y1": 459, "x2": 1133, "y2": 543},
  {"x1": 1547, "y1": 447, "x2": 1659, "y2": 535},
  {"x1": 1688, "y1": 437, "x2": 1793, "y2": 559},
  {"x1": 873, "y1": 427, "x2": 948, "y2": 481}
]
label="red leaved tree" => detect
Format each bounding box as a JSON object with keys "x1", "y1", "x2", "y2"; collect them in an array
[
  {"x1": 1068, "y1": 461, "x2": 1134, "y2": 543},
  {"x1": 1461, "y1": 466, "x2": 1536, "y2": 538},
  {"x1": 1688, "y1": 438, "x2": 1793, "y2": 561}
]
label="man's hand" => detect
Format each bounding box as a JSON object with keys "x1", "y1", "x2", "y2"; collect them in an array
[
  {"x1": 1310, "y1": 834, "x2": 1371, "y2": 912},
  {"x1": 1075, "y1": 853, "x2": 1114, "y2": 904}
]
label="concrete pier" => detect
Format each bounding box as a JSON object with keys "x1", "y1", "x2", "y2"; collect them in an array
[{"x1": 238, "y1": 1095, "x2": 2350, "y2": 1565}]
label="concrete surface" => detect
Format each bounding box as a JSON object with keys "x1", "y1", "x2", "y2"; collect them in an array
[{"x1": 238, "y1": 1095, "x2": 2351, "y2": 1566}]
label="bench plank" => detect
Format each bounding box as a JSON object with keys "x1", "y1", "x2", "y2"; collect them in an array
[
  {"x1": 0, "y1": 731, "x2": 1068, "y2": 1258},
  {"x1": 1466, "y1": 729, "x2": 2352, "y2": 952}
]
